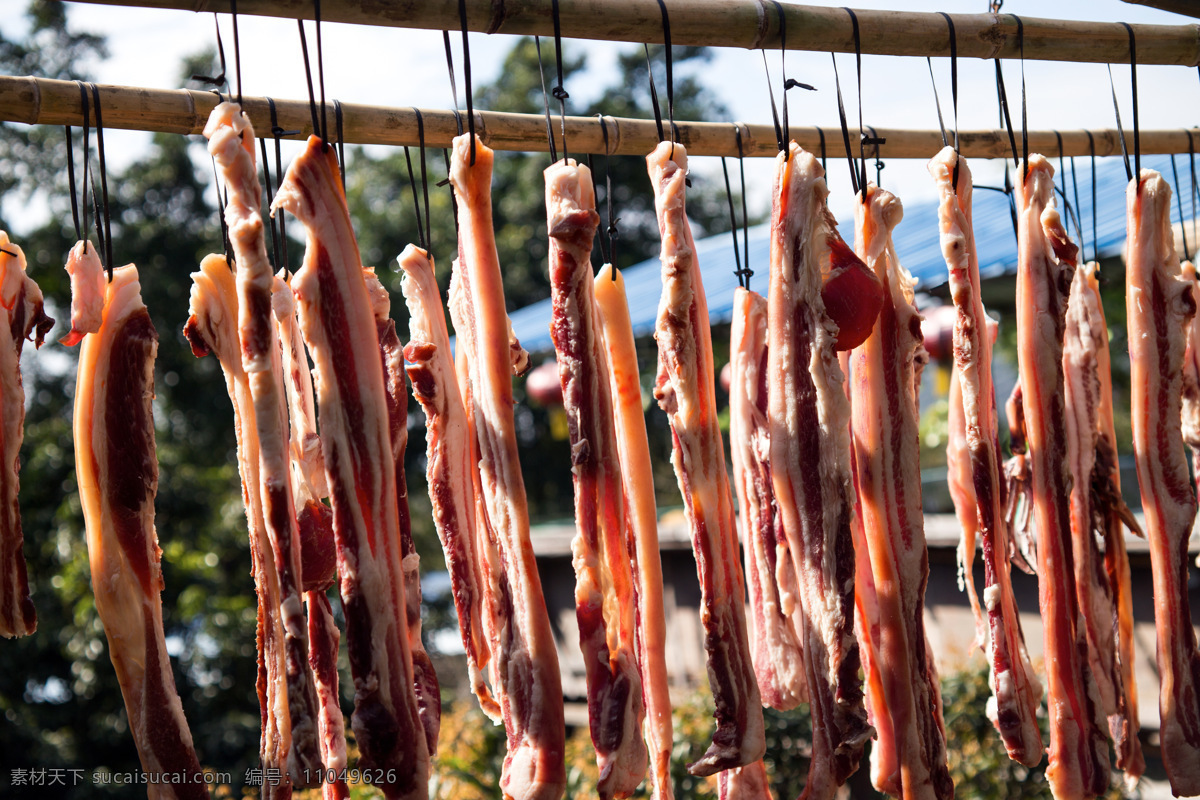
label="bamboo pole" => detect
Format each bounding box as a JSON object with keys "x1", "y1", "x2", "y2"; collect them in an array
[
  {"x1": 2, "y1": 75, "x2": 1196, "y2": 159},
  {"x1": 71, "y1": 0, "x2": 1200, "y2": 66}
]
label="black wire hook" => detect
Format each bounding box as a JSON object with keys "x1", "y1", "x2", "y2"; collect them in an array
[
  {"x1": 88, "y1": 83, "x2": 114, "y2": 282},
  {"x1": 645, "y1": 43, "x2": 665, "y2": 145},
  {"x1": 333, "y1": 98, "x2": 346, "y2": 189},
  {"x1": 1187, "y1": 129, "x2": 1199, "y2": 259},
  {"x1": 1171, "y1": 152, "x2": 1190, "y2": 260},
  {"x1": 866, "y1": 124, "x2": 884, "y2": 187},
  {"x1": 257, "y1": 101, "x2": 280, "y2": 268},
  {"x1": 535, "y1": 36, "x2": 559, "y2": 164},
  {"x1": 842, "y1": 6, "x2": 869, "y2": 201},
  {"x1": 458, "y1": 0, "x2": 476, "y2": 165},
  {"x1": 656, "y1": 0, "x2": 676, "y2": 149},
  {"x1": 229, "y1": 0, "x2": 243, "y2": 106},
  {"x1": 1086, "y1": 129, "x2": 1098, "y2": 263},
  {"x1": 297, "y1": 19, "x2": 322, "y2": 140},
  {"x1": 267, "y1": 96, "x2": 297, "y2": 270},
  {"x1": 404, "y1": 107, "x2": 431, "y2": 253},
  {"x1": 1107, "y1": 63, "x2": 1133, "y2": 182},
  {"x1": 815, "y1": 125, "x2": 827, "y2": 173},
  {"x1": 831, "y1": 52, "x2": 858, "y2": 197},
  {"x1": 1121, "y1": 21, "x2": 1140, "y2": 178},
  {"x1": 597, "y1": 115, "x2": 619, "y2": 273},
  {"x1": 66, "y1": 80, "x2": 92, "y2": 244},
  {"x1": 550, "y1": 0, "x2": 569, "y2": 163},
  {"x1": 191, "y1": 13, "x2": 228, "y2": 93}
]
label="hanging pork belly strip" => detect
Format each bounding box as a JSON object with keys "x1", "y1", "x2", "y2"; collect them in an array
[
  {"x1": 271, "y1": 135, "x2": 428, "y2": 799},
  {"x1": 1013, "y1": 154, "x2": 1110, "y2": 799},
  {"x1": 729, "y1": 285, "x2": 807, "y2": 712},
  {"x1": 766, "y1": 142, "x2": 871, "y2": 800},
  {"x1": 447, "y1": 133, "x2": 566, "y2": 800},
  {"x1": 60, "y1": 239, "x2": 104, "y2": 347},
  {"x1": 1126, "y1": 168, "x2": 1200, "y2": 797},
  {"x1": 206, "y1": 101, "x2": 324, "y2": 784},
  {"x1": 363, "y1": 265, "x2": 440, "y2": 757},
  {"x1": 717, "y1": 758, "x2": 771, "y2": 800},
  {"x1": 185, "y1": 255, "x2": 293, "y2": 795},
  {"x1": 849, "y1": 184, "x2": 952, "y2": 800},
  {"x1": 78, "y1": 265, "x2": 206, "y2": 799},
  {"x1": 1064, "y1": 260, "x2": 1144, "y2": 782},
  {"x1": 593, "y1": 263, "x2": 675, "y2": 800},
  {"x1": 0, "y1": 235, "x2": 50, "y2": 639},
  {"x1": 928, "y1": 147, "x2": 1043, "y2": 767},
  {"x1": 648, "y1": 139, "x2": 765, "y2": 777},
  {"x1": 545, "y1": 160, "x2": 647, "y2": 799},
  {"x1": 399, "y1": 244, "x2": 500, "y2": 722},
  {"x1": 272, "y1": 274, "x2": 348, "y2": 800}
]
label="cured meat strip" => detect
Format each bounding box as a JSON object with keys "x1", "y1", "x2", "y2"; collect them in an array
[
  {"x1": 0, "y1": 234, "x2": 50, "y2": 639},
  {"x1": 206, "y1": 101, "x2": 324, "y2": 785},
  {"x1": 850, "y1": 184, "x2": 952, "y2": 800},
  {"x1": 447, "y1": 133, "x2": 566, "y2": 800},
  {"x1": 363, "y1": 266, "x2": 441, "y2": 757},
  {"x1": 271, "y1": 135, "x2": 428, "y2": 799},
  {"x1": 1065, "y1": 261, "x2": 1144, "y2": 782},
  {"x1": 648, "y1": 139, "x2": 765, "y2": 776},
  {"x1": 767, "y1": 142, "x2": 871, "y2": 800},
  {"x1": 185, "y1": 255, "x2": 293, "y2": 795},
  {"x1": 1125, "y1": 169, "x2": 1200, "y2": 796},
  {"x1": 60, "y1": 239, "x2": 104, "y2": 346},
  {"x1": 272, "y1": 274, "x2": 348, "y2": 800},
  {"x1": 546, "y1": 161, "x2": 647, "y2": 799},
  {"x1": 928, "y1": 146, "x2": 1043, "y2": 766},
  {"x1": 1014, "y1": 155, "x2": 1110, "y2": 799},
  {"x1": 78, "y1": 265, "x2": 206, "y2": 798},
  {"x1": 399, "y1": 244, "x2": 501, "y2": 723},
  {"x1": 729, "y1": 285, "x2": 807, "y2": 711},
  {"x1": 717, "y1": 759, "x2": 772, "y2": 800},
  {"x1": 594, "y1": 263, "x2": 675, "y2": 800}
]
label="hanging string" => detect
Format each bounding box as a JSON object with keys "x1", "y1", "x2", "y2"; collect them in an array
[
  {"x1": 598, "y1": 115, "x2": 619, "y2": 272},
  {"x1": 927, "y1": 57, "x2": 949, "y2": 148},
  {"x1": 645, "y1": 44, "x2": 665, "y2": 144},
  {"x1": 1087, "y1": 130, "x2": 1098, "y2": 263},
  {"x1": 1013, "y1": 14, "x2": 1028, "y2": 181},
  {"x1": 314, "y1": 0, "x2": 327, "y2": 143},
  {"x1": 550, "y1": 0, "x2": 569, "y2": 163},
  {"x1": 1069, "y1": 153, "x2": 1085, "y2": 250},
  {"x1": 762, "y1": 51, "x2": 785, "y2": 153},
  {"x1": 736, "y1": 124, "x2": 749, "y2": 282},
  {"x1": 66, "y1": 80, "x2": 92, "y2": 243},
  {"x1": 443, "y1": 31, "x2": 462, "y2": 135},
  {"x1": 815, "y1": 125, "x2": 827, "y2": 172},
  {"x1": 1051, "y1": 130, "x2": 1081, "y2": 244},
  {"x1": 1120, "y1": 22, "x2": 1141, "y2": 178},
  {"x1": 1188, "y1": 129, "x2": 1199, "y2": 258},
  {"x1": 404, "y1": 107, "x2": 431, "y2": 252},
  {"x1": 586, "y1": 151, "x2": 608, "y2": 267},
  {"x1": 442, "y1": 148, "x2": 460, "y2": 235},
  {"x1": 190, "y1": 14, "x2": 228, "y2": 91},
  {"x1": 257, "y1": 112, "x2": 280, "y2": 268},
  {"x1": 333, "y1": 98, "x2": 346, "y2": 188},
  {"x1": 656, "y1": 0, "x2": 676, "y2": 143},
  {"x1": 458, "y1": 0, "x2": 477, "y2": 165},
  {"x1": 89, "y1": 83, "x2": 114, "y2": 281},
  {"x1": 297, "y1": 20, "x2": 322, "y2": 140},
  {"x1": 866, "y1": 125, "x2": 884, "y2": 187},
  {"x1": 842, "y1": 7, "x2": 870, "y2": 200},
  {"x1": 993, "y1": 51, "x2": 1019, "y2": 169},
  {"x1": 268, "y1": 97, "x2": 295, "y2": 270},
  {"x1": 1107, "y1": 63, "x2": 1132, "y2": 182},
  {"x1": 831, "y1": 52, "x2": 858, "y2": 197},
  {"x1": 229, "y1": 0, "x2": 242, "y2": 106},
  {"x1": 721, "y1": 156, "x2": 744, "y2": 288},
  {"x1": 940, "y1": 11, "x2": 960, "y2": 188},
  {"x1": 535, "y1": 37, "x2": 559, "y2": 164},
  {"x1": 1171, "y1": 153, "x2": 1190, "y2": 260}
]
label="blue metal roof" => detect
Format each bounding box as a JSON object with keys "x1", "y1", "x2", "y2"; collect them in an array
[{"x1": 510, "y1": 154, "x2": 1194, "y2": 355}]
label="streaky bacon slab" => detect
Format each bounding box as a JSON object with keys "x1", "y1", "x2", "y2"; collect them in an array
[
  {"x1": 729, "y1": 286, "x2": 807, "y2": 711},
  {"x1": 79, "y1": 265, "x2": 207, "y2": 798},
  {"x1": 1014, "y1": 154, "x2": 1110, "y2": 799},
  {"x1": 648, "y1": 140, "x2": 765, "y2": 777},
  {"x1": 185, "y1": 255, "x2": 292, "y2": 796},
  {"x1": 1065, "y1": 260, "x2": 1144, "y2": 783},
  {"x1": 546, "y1": 161, "x2": 647, "y2": 799},
  {"x1": 0, "y1": 233, "x2": 50, "y2": 639},
  {"x1": 766, "y1": 142, "x2": 871, "y2": 800},
  {"x1": 206, "y1": 101, "x2": 324, "y2": 785},
  {"x1": 399, "y1": 244, "x2": 501, "y2": 723},
  {"x1": 594, "y1": 263, "x2": 676, "y2": 800},
  {"x1": 272, "y1": 274, "x2": 349, "y2": 800},
  {"x1": 928, "y1": 146, "x2": 1043, "y2": 767},
  {"x1": 849, "y1": 184, "x2": 952, "y2": 800},
  {"x1": 447, "y1": 133, "x2": 566, "y2": 800},
  {"x1": 1125, "y1": 169, "x2": 1200, "y2": 797},
  {"x1": 363, "y1": 265, "x2": 441, "y2": 757},
  {"x1": 271, "y1": 135, "x2": 429, "y2": 799}
]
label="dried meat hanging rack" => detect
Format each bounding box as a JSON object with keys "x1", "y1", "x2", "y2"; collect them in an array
[{"x1": 1, "y1": 0, "x2": 1200, "y2": 158}]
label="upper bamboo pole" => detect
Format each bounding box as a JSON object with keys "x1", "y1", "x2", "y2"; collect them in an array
[
  {"x1": 70, "y1": 0, "x2": 1200, "y2": 66},
  {"x1": 2, "y1": 75, "x2": 1195, "y2": 159}
]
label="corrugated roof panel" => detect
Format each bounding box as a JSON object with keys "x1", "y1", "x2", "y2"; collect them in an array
[{"x1": 509, "y1": 154, "x2": 1189, "y2": 355}]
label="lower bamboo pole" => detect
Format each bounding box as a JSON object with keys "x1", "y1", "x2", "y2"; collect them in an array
[{"x1": 1, "y1": 75, "x2": 1195, "y2": 160}]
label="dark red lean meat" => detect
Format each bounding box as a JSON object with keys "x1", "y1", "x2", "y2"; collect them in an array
[
  {"x1": 206, "y1": 101, "x2": 324, "y2": 786},
  {"x1": 1064, "y1": 260, "x2": 1144, "y2": 783},
  {"x1": 849, "y1": 184, "x2": 952, "y2": 800},
  {"x1": 185, "y1": 255, "x2": 293, "y2": 796},
  {"x1": 594, "y1": 263, "x2": 676, "y2": 800},
  {"x1": 1126, "y1": 169, "x2": 1200, "y2": 797},
  {"x1": 766, "y1": 142, "x2": 872, "y2": 800},
  {"x1": 1014, "y1": 155, "x2": 1110, "y2": 799},
  {"x1": 0, "y1": 234, "x2": 51, "y2": 639},
  {"x1": 272, "y1": 273, "x2": 348, "y2": 800},
  {"x1": 399, "y1": 244, "x2": 501, "y2": 724},
  {"x1": 447, "y1": 133, "x2": 566, "y2": 800},
  {"x1": 729, "y1": 286, "x2": 807, "y2": 711},
  {"x1": 546, "y1": 160, "x2": 647, "y2": 799},
  {"x1": 363, "y1": 265, "x2": 440, "y2": 758},
  {"x1": 79, "y1": 265, "x2": 207, "y2": 799},
  {"x1": 272, "y1": 135, "x2": 429, "y2": 800},
  {"x1": 928, "y1": 146, "x2": 1043, "y2": 767},
  {"x1": 648, "y1": 140, "x2": 765, "y2": 777}
]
